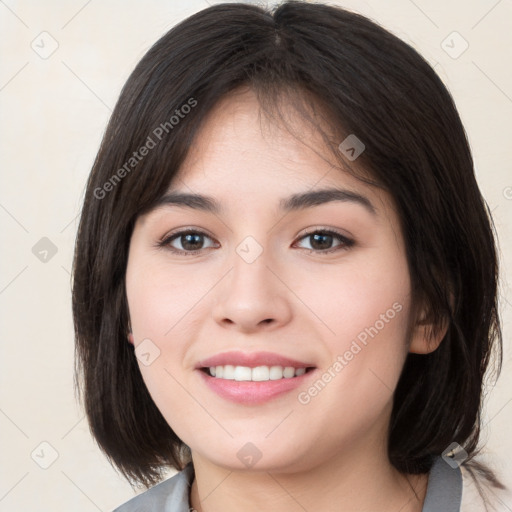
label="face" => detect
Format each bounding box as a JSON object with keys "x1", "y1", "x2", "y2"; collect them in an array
[{"x1": 125, "y1": 88, "x2": 416, "y2": 473}]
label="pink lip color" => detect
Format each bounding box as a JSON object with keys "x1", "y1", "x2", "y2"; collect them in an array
[
  {"x1": 195, "y1": 351, "x2": 316, "y2": 405},
  {"x1": 196, "y1": 350, "x2": 313, "y2": 369},
  {"x1": 197, "y1": 368, "x2": 315, "y2": 404}
]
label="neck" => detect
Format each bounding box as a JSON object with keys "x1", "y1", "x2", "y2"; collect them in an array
[{"x1": 189, "y1": 441, "x2": 428, "y2": 512}]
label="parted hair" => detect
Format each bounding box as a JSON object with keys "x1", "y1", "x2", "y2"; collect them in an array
[{"x1": 72, "y1": 0, "x2": 503, "y2": 492}]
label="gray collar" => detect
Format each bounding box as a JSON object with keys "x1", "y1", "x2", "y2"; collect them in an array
[{"x1": 422, "y1": 456, "x2": 463, "y2": 511}]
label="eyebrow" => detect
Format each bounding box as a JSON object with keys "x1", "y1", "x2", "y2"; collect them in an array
[{"x1": 151, "y1": 187, "x2": 377, "y2": 216}]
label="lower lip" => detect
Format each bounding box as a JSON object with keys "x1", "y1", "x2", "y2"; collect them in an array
[{"x1": 197, "y1": 369, "x2": 316, "y2": 405}]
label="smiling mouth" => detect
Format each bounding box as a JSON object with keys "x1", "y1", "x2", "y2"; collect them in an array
[{"x1": 200, "y1": 365, "x2": 316, "y2": 381}]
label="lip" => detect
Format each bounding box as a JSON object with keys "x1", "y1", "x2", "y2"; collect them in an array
[
  {"x1": 195, "y1": 351, "x2": 317, "y2": 405},
  {"x1": 196, "y1": 350, "x2": 314, "y2": 369},
  {"x1": 198, "y1": 369, "x2": 316, "y2": 404}
]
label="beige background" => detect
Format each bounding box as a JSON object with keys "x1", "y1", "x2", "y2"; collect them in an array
[{"x1": 0, "y1": 0, "x2": 511, "y2": 510}]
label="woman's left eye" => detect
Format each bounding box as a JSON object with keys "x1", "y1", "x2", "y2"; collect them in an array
[
  {"x1": 294, "y1": 230, "x2": 355, "y2": 253},
  {"x1": 158, "y1": 229, "x2": 354, "y2": 255}
]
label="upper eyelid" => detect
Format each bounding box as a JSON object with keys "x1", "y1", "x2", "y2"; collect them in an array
[
  {"x1": 161, "y1": 227, "x2": 353, "y2": 250},
  {"x1": 162, "y1": 226, "x2": 351, "y2": 240}
]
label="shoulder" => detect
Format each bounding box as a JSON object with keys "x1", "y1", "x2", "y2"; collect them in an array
[
  {"x1": 112, "y1": 464, "x2": 194, "y2": 512},
  {"x1": 460, "y1": 463, "x2": 512, "y2": 512}
]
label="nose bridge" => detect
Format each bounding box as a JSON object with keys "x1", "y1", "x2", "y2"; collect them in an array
[
  {"x1": 211, "y1": 231, "x2": 292, "y2": 330},
  {"x1": 230, "y1": 233, "x2": 276, "y2": 301}
]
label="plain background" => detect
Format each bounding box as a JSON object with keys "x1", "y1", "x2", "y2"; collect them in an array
[{"x1": 0, "y1": 0, "x2": 511, "y2": 510}]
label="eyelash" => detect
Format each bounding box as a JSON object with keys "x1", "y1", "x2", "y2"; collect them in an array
[{"x1": 156, "y1": 227, "x2": 355, "y2": 256}]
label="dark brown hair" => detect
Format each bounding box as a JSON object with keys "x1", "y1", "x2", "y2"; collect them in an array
[{"x1": 72, "y1": 0, "x2": 503, "y2": 493}]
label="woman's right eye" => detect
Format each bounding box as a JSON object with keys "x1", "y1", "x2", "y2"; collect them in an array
[{"x1": 160, "y1": 230, "x2": 217, "y2": 255}]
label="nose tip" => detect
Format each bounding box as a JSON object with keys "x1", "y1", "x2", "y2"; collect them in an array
[{"x1": 212, "y1": 253, "x2": 292, "y2": 333}]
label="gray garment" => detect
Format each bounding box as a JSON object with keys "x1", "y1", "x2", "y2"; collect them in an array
[{"x1": 112, "y1": 456, "x2": 462, "y2": 511}]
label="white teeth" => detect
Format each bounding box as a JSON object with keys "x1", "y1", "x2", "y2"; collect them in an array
[
  {"x1": 283, "y1": 366, "x2": 295, "y2": 378},
  {"x1": 252, "y1": 366, "x2": 270, "y2": 381},
  {"x1": 233, "y1": 366, "x2": 252, "y2": 381},
  {"x1": 269, "y1": 365, "x2": 283, "y2": 380},
  {"x1": 223, "y1": 365, "x2": 236, "y2": 379},
  {"x1": 207, "y1": 365, "x2": 308, "y2": 381}
]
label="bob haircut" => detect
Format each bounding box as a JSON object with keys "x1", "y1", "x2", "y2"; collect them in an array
[{"x1": 72, "y1": 0, "x2": 503, "y2": 490}]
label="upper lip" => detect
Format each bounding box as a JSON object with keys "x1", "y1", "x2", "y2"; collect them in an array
[{"x1": 196, "y1": 351, "x2": 315, "y2": 369}]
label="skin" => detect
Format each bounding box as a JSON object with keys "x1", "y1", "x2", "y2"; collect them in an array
[{"x1": 125, "y1": 87, "x2": 445, "y2": 511}]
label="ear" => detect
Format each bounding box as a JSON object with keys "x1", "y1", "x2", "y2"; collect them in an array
[
  {"x1": 409, "y1": 297, "x2": 453, "y2": 354},
  {"x1": 127, "y1": 332, "x2": 134, "y2": 345},
  {"x1": 408, "y1": 310, "x2": 449, "y2": 354}
]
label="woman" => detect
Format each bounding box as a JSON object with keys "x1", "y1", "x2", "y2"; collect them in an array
[{"x1": 72, "y1": 2, "x2": 509, "y2": 510}]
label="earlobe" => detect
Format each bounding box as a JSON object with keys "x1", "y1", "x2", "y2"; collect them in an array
[
  {"x1": 408, "y1": 311, "x2": 449, "y2": 354},
  {"x1": 409, "y1": 322, "x2": 448, "y2": 354},
  {"x1": 127, "y1": 331, "x2": 134, "y2": 345},
  {"x1": 409, "y1": 289, "x2": 453, "y2": 354}
]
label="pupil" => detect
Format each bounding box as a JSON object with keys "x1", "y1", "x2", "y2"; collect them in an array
[
  {"x1": 311, "y1": 233, "x2": 332, "y2": 250},
  {"x1": 183, "y1": 234, "x2": 202, "y2": 250}
]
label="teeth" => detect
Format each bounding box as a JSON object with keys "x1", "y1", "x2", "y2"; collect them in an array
[
  {"x1": 283, "y1": 366, "x2": 295, "y2": 378},
  {"x1": 233, "y1": 366, "x2": 251, "y2": 381},
  {"x1": 207, "y1": 365, "x2": 308, "y2": 381},
  {"x1": 223, "y1": 365, "x2": 236, "y2": 379},
  {"x1": 252, "y1": 366, "x2": 269, "y2": 381}
]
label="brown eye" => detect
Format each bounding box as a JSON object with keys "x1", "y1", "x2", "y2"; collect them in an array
[
  {"x1": 161, "y1": 230, "x2": 217, "y2": 254},
  {"x1": 295, "y1": 229, "x2": 354, "y2": 254}
]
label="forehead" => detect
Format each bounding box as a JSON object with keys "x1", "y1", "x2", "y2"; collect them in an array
[
  {"x1": 133, "y1": 87, "x2": 400, "y2": 232},
  {"x1": 180, "y1": 89, "x2": 331, "y2": 173},
  {"x1": 168, "y1": 88, "x2": 386, "y2": 209}
]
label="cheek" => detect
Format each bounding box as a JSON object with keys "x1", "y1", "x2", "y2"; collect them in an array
[
  {"x1": 125, "y1": 257, "x2": 201, "y2": 437},
  {"x1": 125, "y1": 255, "x2": 222, "y2": 408},
  {"x1": 298, "y1": 248, "x2": 411, "y2": 351},
  {"x1": 126, "y1": 257, "x2": 208, "y2": 343},
  {"x1": 295, "y1": 251, "x2": 411, "y2": 409}
]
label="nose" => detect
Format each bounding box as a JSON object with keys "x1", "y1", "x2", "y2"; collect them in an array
[{"x1": 211, "y1": 246, "x2": 293, "y2": 333}]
